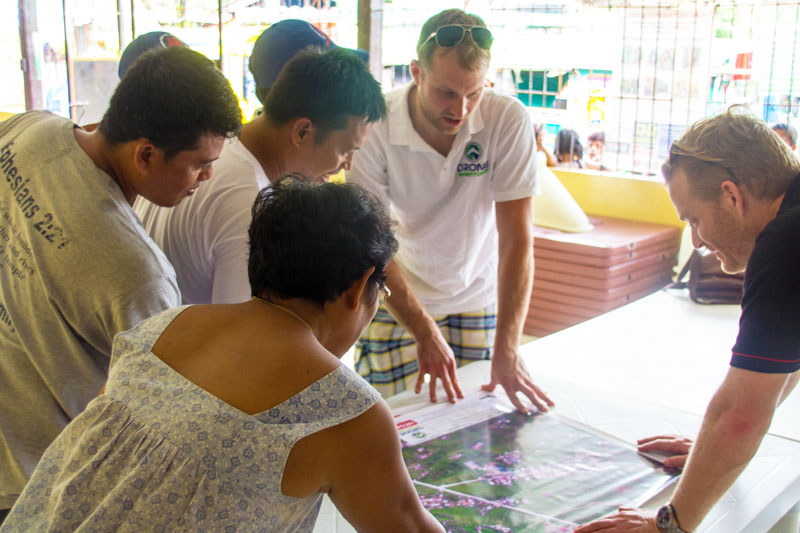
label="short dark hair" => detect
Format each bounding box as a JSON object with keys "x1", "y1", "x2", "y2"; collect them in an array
[
  {"x1": 263, "y1": 48, "x2": 386, "y2": 143},
  {"x1": 248, "y1": 178, "x2": 398, "y2": 306},
  {"x1": 555, "y1": 128, "x2": 583, "y2": 162},
  {"x1": 588, "y1": 131, "x2": 605, "y2": 144},
  {"x1": 255, "y1": 85, "x2": 271, "y2": 105},
  {"x1": 99, "y1": 47, "x2": 241, "y2": 160}
]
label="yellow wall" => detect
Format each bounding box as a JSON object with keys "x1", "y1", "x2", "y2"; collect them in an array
[{"x1": 553, "y1": 168, "x2": 684, "y2": 229}]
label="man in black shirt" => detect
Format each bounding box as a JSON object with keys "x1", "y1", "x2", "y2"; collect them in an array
[{"x1": 577, "y1": 107, "x2": 800, "y2": 532}]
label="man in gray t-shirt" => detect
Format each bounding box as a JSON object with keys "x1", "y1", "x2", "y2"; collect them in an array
[{"x1": 0, "y1": 46, "x2": 241, "y2": 514}]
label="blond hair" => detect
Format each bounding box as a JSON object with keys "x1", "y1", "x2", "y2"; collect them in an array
[
  {"x1": 662, "y1": 106, "x2": 800, "y2": 201},
  {"x1": 416, "y1": 9, "x2": 490, "y2": 73}
]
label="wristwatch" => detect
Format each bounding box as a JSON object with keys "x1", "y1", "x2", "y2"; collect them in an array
[{"x1": 656, "y1": 503, "x2": 689, "y2": 533}]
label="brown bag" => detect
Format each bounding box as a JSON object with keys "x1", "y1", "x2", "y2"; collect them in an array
[{"x1": 676, "y1": 249, "x2": 744, "y2": 304}]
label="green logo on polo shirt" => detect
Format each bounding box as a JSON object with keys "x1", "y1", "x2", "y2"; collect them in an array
[
  {"x1": 465, "y1": 143, "x2": 481, "y2": 161},
  {"x1": 458, "y1": 142, "x2": 489, "y2": 177}
]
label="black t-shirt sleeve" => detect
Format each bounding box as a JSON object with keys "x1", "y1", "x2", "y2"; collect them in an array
[{"x1": 731, "y1": 216, "x2": 800, "y2": 373}]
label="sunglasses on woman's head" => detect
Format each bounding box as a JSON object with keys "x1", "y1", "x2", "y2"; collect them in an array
[{"x1": 420, "y1": 25, "x2": 494, "y2": 51}]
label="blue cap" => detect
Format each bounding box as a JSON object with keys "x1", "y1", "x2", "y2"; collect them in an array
[
  {"x1": 118, "y1": 31, "x2": 187, "y2": 78},
  {"x1": 249, "y1": 19, "x2": 369, "y2": 89}
]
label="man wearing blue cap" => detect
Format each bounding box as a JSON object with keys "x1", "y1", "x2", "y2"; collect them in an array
[{"x1": 136, "y1": 23, "x2": 384, "y2": 305}]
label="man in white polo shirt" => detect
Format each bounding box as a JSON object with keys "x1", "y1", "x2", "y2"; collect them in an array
[{"x1": 347, "y1": 8, "x2": 552, "y2": 413}]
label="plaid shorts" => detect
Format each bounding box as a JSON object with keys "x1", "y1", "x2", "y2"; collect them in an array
[{"x1": 354, "y1": 303, "x2": 497, "y2": 398}]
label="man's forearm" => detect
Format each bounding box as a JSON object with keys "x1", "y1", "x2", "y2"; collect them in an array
[
  {"x1": 483, "y1": 197, "x2": 553, "y2": 411},
  {"x1": 382, "y1": 259, "x2": 439, "y2": 339},
  {"x1": 494, "y1": 198, "x2": 535, "y2": 356},
  {"x1": 670, "y1": 374, "x2": 783, "y2": 530},
  {"x1": 495, "y1": 242, "x2": 533, "y2": 354}
]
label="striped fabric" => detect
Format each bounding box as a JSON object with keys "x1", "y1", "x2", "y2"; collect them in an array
[{"x1": 354, "y1": 304, "x2": 497, "y2": 397}]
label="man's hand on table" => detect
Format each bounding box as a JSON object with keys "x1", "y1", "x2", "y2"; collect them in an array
[
  {"x1": 481, "y1": 346, "x2": 554, "y2": 414},
  {"x1": 574, "y1": 508, "x2": 659, "y2": 532},
  {"x1": 414, "y1": 331, "x2": 464, "y2": 404},
  {"x1": 638, "y1": 434, "x2": 693, "y2": 469}
]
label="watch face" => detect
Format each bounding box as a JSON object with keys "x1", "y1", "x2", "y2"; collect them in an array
[{"x1": 656, "y1": 505, "x2": 672, "y2": 528}]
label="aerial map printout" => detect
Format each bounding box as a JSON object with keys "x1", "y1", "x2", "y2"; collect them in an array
[{"x1": 395, "y1": 393, "x2": 677, "y2": 532}]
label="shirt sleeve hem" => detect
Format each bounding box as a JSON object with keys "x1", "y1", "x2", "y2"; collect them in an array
[
  {"x1": 492, "y1": 186, "x2": 538, "y2": 203},
  {"x1": 730, "y1": 352, "x2": 800, "y2": 374}
]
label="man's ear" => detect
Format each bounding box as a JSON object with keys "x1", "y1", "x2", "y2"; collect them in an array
[
  {"x1": 346, "y1": 266, "x2": 376, "y2": 311},
  {"x1": 410, "y1": 59, "x2": 423, "y2": 85},
  {"x1": 133, "y1": 141, "x2": 156, "y2": 174},
  {"x1": 720, "y1": 179, "x2": 746, "y2": 216},
  {"x1": 290, "y1": 118, "x2": 315, "y2": 148}
]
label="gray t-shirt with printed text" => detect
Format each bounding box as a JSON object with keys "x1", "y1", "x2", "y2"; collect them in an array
[{"x1": 0, "y1": 111, "x2": 180, "y2": 509}]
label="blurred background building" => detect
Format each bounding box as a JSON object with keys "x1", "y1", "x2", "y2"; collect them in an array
[{"x1": 4, "y1": 0, "x2": 799, "y2": 175}]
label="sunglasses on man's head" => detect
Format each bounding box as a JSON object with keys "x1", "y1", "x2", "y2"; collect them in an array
[
  {"x1": 420, "y1": 25, "x2": 494, "y2": 51},
  {"x1": 669, "y1": 142, "x2": 739, "y2": 182}
]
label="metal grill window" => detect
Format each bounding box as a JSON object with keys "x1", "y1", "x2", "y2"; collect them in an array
[
  {"x1": 11, "y1": 0, "x2": 800, "y2": 165},
  {"x1": 382, "y1": 0, "x2": 800, "y2": 175}
]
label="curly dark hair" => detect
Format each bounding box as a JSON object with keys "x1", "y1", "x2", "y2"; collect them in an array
[
  {"x1": 248, "y1": 178, "x2": 398, "y2": 306},
  {"x1": 99, "y1": 46, "x2": 241, "y2": 160}
]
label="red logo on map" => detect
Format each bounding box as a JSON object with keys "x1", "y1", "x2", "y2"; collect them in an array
[{"x1": 396, "y1": 419, "x2": 417, "y2": 430}]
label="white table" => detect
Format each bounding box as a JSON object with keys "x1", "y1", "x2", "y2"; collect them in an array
[
  {"x1": 315, "y1": 290, "x2": 800, "y2": 532},
  {"x1": 524, "y1": 288, "x2": 799, "y2": 443}
]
